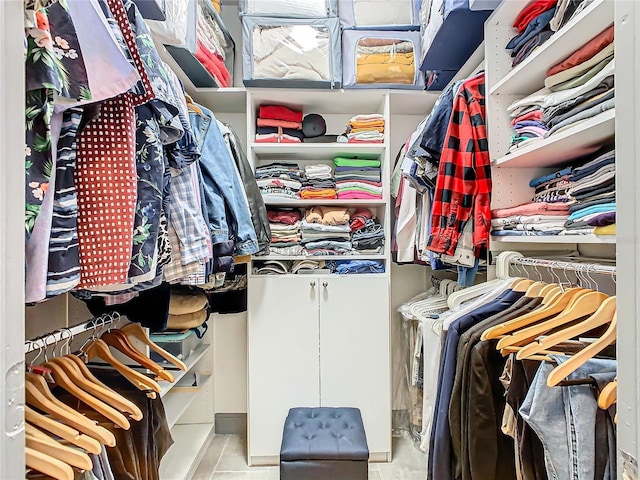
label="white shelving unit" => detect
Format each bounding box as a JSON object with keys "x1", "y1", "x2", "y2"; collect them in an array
[
  {"x1": 485, "y1": 0, "x2": 616, "y2": 249},
  {"x1": 489, "y1": 0, "x2": 613, "y2": 96},
  {"x1": 158, "y1": 423, "x2": 215, "y2": 480}
]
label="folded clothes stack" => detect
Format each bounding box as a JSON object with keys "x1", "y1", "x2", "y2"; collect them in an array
[
  {"x1": 338, "y1": 114, "x2": 385, "y2": 143},
  {"x1": 328, "y1": 259, "x2": 385, "y2": 274},
  {"x1": 506, "y1": 0, "x2": 556, "y2": 68},
  {"x1": 303, "y1": 206, "x2": 353, "y2": 255},
  {"x1": 255, "y1": 105, "x2": 304, "y2": 143},
  {"x1": 253, "y1": 259, "x2": 326, "y2": 275},
  {"x1": 350, "y1": 208, "x2": 385, "y2": 254},
  {"x1": 507, "y1": 25, "x2": 615, "y2": 152},
  {"x1": 491, "y1": 202, "x2": 570, "y2": 237},
  {"x1": 563, "y1": 146, "x2": 616, "y2": 236},
  {"x1": 267, "y1": 209, "x2": 303, "y2": 256},
  {"x1": 255, "y1": 162, "x2": 304, "y2": 199},
  {"x1": 300, "y1": 164, "x2": 336, "y2": 200},
  {"x1": 333, "y1": 157, "x2": 383, "y2": 199}
]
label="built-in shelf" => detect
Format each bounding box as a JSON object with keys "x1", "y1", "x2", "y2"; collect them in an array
[
  {"x1": 490, "y1": 0, "x2": 613, "y2": 96},
  {"x1": 252, "y1": 143, "x2": 385, "y2": 160},
  {"x1": 492, "y1": 235, "x2": 615, "y2": 244},
  {"x1": 159, "y1": 423, "x2": 215, "y2": 480},
  {"x1": 159, "y1": 343, "x2": 211, "y2": 398},
  {"x1": 263, "y1": 199, "x2": 385, "y2": 207},
  {"x1": 493, "y1": 109, "x2": 615, "y2": 168},
  {"x1": 164, "y1": 373, "x2": 214, "y2": 428},
  {"x1": 190, "y1": 87, "x2": 247, "y2": 114},
  {"x1": 254, "y1": 254, "x2": 387, "y2": 261}
]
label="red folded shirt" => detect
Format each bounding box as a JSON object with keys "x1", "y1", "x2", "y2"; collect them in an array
[
  {"x1": 547, "y1": 25, "x2": 614, "y2": 77},
  {"x1": 256, "y1": 118, "x2": 303, "y2": 130},
  {"x1": 513, "y1": 0, "x2": 557, "y2": 34},
  {"x1": 268, "y1": 209, "x2": 302, "y2": 225},
  {"x1": 195, "y1": 39, "x2": 231, "y2": 87},
  {"x1": 259, "y1": 105, "x2": 303, "y2": 123},
  {"x1": 510, "y1": 110, "x2": 543, "y2": 126},
  {"x1": 349, "y1": 207, "x2": 373, "y2": 232}
]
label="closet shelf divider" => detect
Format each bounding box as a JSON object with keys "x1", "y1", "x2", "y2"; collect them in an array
[{"x1": 492, "y1": 109, "x2": 615, "y2": 168}]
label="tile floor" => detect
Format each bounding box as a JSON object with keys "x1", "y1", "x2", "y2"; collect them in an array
[{"x1": 192, "y1": 434, "x2": 427, "y2": 480}]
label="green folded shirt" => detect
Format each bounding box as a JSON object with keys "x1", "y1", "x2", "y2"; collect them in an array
[{"x1": 333, "y1": 157, "x2": 381, "y2": 167}]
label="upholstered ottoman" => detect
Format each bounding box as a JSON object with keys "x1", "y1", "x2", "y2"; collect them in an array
[{"x1": 280, "y1": 407, "x2": 369, "y2": 480}]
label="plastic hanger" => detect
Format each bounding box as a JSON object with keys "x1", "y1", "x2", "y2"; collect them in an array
[
  {"x1": 496, "y1": 291, "x2": 608, "y2": 351},
  {"x1": 49, "y1": 355, "x2": 143, "y2": 421},
  {"x1": 121, "y1": 323, "x2": 188, "y2": 371},
  {"x1": 25, "y1": 406, "x2": 101, "y2": 455},
  {"x1": 481, "y1": 288, "x2": 589, "y2": 341},
  {"x1": 101, "y1": 330, "x2": 174, "y2": 382},
  {"x1": 598, "y1": 378, "x2": 617, "y2": 409},
  {"x1": 516, "y1": 296, "x2": 616, "y2": 360},
  {"x1": 25, "y1": 374, "x2": 116, "y2": 447},
  {"x1": 26, "y1": 424, "x2": 93, "y2": 471},
  {"x1": 26, "y1": 446, "x2": 74, "y2": 480},
  {"x1": 42, "y1": 359, "x2": 131, "y2": 430},
  {"x1": 547, "y1": 312, "x2": 617, "y2": 387},
  {"x1": 82, "y1": 339, "x2": 161, "y2": 394}
]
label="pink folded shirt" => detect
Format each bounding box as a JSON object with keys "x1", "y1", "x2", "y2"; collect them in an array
[
  {"x1": 492, "y1": 202, "x2": 570, "y2": 219},
  {"x1": 257, "y1": 118, "x2": 303, "y2": 130},
  {"x1": 337, "y1": 191, "x2": 383, "y2": 200}
]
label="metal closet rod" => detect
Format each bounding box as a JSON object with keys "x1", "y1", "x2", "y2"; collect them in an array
[
  {"x1": 24, "y1": 311, "x2": 121, "y2": 354},
  {"x1": 509, "y1": 256, "x2": 616, "y2": 275}
]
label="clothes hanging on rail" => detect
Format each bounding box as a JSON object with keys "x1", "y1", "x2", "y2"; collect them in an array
[{"x1": 23, "y1": 0, "x2": 266, "y2": 314}]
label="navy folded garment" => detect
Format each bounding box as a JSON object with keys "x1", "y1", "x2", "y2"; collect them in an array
[{"x1": 257, "y1": 126, "x2": 305, "y2": 140}]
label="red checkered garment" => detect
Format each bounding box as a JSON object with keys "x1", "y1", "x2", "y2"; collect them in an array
[{"x1": 426, "y1": 73, "x2": 492, "y2": 257}]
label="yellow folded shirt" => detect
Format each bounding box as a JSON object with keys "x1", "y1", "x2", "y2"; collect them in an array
[
  {"x1": 356, "y1": 63, "x2": 415, "y2": 84},
  {"x1": 357, "y1": 52, "x2": 415, "y2": 66},
  {"x1": 594, "y1": 224, "x2": 616, "y2": 235}
]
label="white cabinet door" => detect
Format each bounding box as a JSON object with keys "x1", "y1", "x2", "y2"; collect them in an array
[
  {"x1": 247, "y1": 277, "x2": 321, "y2": 464},
  {"x1": 318, "y1": 275, "x2": 392, "y2": 459}
]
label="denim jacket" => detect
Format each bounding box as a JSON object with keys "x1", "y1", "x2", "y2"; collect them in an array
[
  {"x1": 189, "y1": 106, "x2": 259, "y2": 256},
  {"x1": 224, "y1": 124, "x2": 271, "y2": 254}
]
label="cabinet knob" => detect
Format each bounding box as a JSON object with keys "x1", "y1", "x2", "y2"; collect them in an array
[
  {"x1": 310, "y1": 281, "x2": 316, "y2": 287},
  {"x1": 322, "y1": 282, "x2": 328, "y2": 288}
]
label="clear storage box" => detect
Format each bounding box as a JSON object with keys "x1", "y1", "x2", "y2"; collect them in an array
[
  {"x1": 149, "y1": 329, "x2": 201, "y2": 364},
  {"x1": 239, "y1": 0, "x2": 337, "y2": 18},
  {"x1": 338, "y1": 0, "x2": 420, "y2": 30}
]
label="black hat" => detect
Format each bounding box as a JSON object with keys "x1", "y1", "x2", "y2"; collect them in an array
[{"x1": 302, "y1": 113, "x2": 327, "y2": 138}]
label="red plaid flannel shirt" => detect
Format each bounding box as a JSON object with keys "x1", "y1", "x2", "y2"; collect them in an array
[{"x1": 426, "y1": 73, "x2": 491, "y2": 256}]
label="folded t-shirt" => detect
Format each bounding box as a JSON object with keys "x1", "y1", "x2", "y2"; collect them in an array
[{"x1": 258, "y1": 105, "x2": 303, "y2": 122}]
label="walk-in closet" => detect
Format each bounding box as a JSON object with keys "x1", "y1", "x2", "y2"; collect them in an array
[{"x1": 2, "y1": 0, "x2": 640, "y2": 479}]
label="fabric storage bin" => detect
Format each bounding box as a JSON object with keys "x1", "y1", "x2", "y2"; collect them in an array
[
  {"x1": 342, "y1": 30, "x2": 424, "y2": 89},
  {"x1": 149, "y1": 0, "x2": 196, "y2": 49},
  {"x1": 149, "y1": 330, "x2": 201, "y2": 364},
  {"x1": 338, "y1": 0, "x2": 419, "y2": 30},
  {"x1": 419, "y1": 0, "x2": 493, "y2": 72},
  {"x1": 242, "y1": 16, "x2": 342, "y2": 88},
  {"x1": 239, "y1": 0, "x2": 337, "y2": 18}
]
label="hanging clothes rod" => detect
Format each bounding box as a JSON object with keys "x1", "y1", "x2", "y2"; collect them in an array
[
  {"x1": 509, "y1": 256, "x2": 616, "y2": 276},
  {"x1": 24, "y1": 312, "x2": 122, "y2": 354}
]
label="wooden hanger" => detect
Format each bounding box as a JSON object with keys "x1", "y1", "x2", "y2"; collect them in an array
[
  {"x1": 82, "y1": 339, "x2": 161, "y2": 394},
  {"x1": 185, "y1": 94, "x2": 203, "y2": 115},
  {"x1": 25, "y1": 406, "x2": 101, "y2": 454},
  {"x1": 26, "y1": 446, "x2": 74, "y2": 480},
  {"x1": 25, "y1": 374, "x2": 116, "y2": 447},
  {"x1": 26, "y1": 424, "x2": 93, "y2": 471},
  {"x1": 547, "y1": 312, "x2": 617, "y2": 387},
  {"x1": 49, "y1": 355, "x2": 143, "y2": 421},
  {"x1": 101, "y1": 330, "x2": 173, "y2": 382},
  {"x1": 42, "y1": 359, "x2": 131, "y2": 430},
  {"x1": 538, "y1": 283, "x2": 559, "y2": 297},
  {"x1": 121, "y1": 323, "x2": 187, "y2": 371},
  {"x1": 524, "y1": 281, "x2": 548, "y2": 298},
  {"x1": 496, "y1": 291, "x2": 608, "y2": 351},
  {"x1": 598, "y1": 378, "x2": 617, "y2": 409},
  {"x1": 516, "y1": 296, "x2": 616, "y2": 360},
  {"x1": 541, "y1": 286, "x2": 562, "y2": 305},
  {"x1": 481, "y1": 288, "x2": 589, "y2": 341},
  {"x1": 511, "y1": 279, "x2": 534, "y2": 292}
]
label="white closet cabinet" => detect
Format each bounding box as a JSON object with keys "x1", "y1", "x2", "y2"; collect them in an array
[{"x1": 247, "y1": 274, "x2": 391, "y2": 465}]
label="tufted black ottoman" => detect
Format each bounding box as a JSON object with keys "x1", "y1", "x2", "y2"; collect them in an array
[{"x1": 280, "y1": 407, "x2": 369, "y2": 480}]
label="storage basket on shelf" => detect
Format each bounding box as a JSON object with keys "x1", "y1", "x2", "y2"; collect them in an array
[
  {"x1": 242, "y1": 16, "x2": 342, "y2": 88},
  {"x1": 239, "y1": 0, "x2": 338, "y2": 18},
  {"x1": 338, "y1": 0, "x2": 420, "y2": 30},
  {"x1": 342, "y1": 29, "x2": 424, "y2": 89}
]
